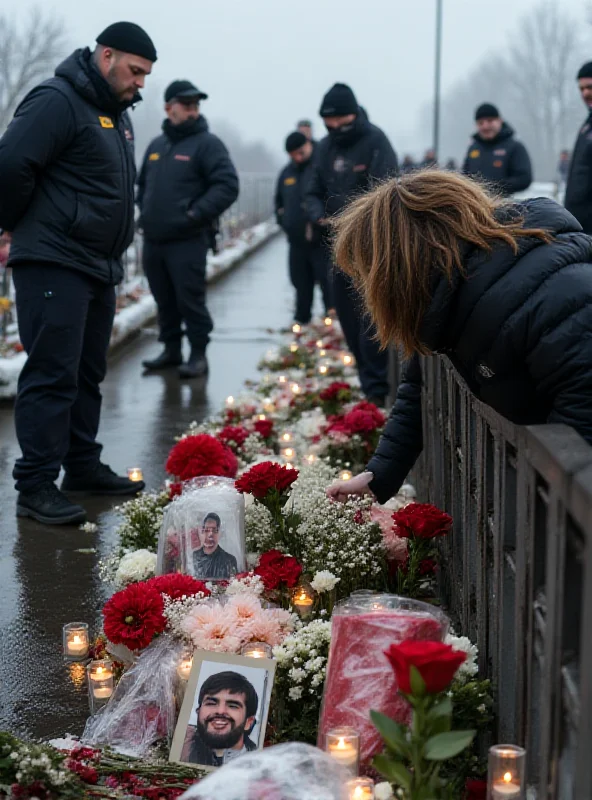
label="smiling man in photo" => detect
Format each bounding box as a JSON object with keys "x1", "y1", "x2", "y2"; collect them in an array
[
  {"x1": 181, "y1": 671, "x2": 259, "y2": 766},
  {"x1": 192, "y1": 512, "x2": 238, "y2": 579}
]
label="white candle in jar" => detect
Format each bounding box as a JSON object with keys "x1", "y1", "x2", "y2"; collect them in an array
[
  {"x1": 226, "y1": 395, "x2": 235, "y2": 407},
  {"x1": 127, "y1": 467, "x2": 143, "y2": 482},
  {"x1": 278, "y1": 374, "x2": 288, "y2": 384},
  {"x1": 177, "y1": 656, "x2": 193, "y2": 681},
  {"x1": 328, "y1": 736, "x2": 358, "y2": 769},
  {"x1": 281, "y1": 447, "x2": 295, "y2": 459},
  {"x1": 342, "y1": 354, "x2": 354, "y2": 366},
  {"x1": 281, "y1": 432, "x2": 293, "y2": 443},
  {"x1": 292, "y1": 323, "x2": 302, "y2": 334},
  {"x1": 88, "y1": 660, "x2": 114, "y2": 701},
  {"x1": 492, "y1": 774, "x2": 521, "y2": 798},
  {"x1": 289, "y1": 343, "x2": 299, "y2": 353},
  {"x1": 324, "y1": 317, "x2": 333, "y2": 327},
  {"x1": 339, "y1": 470, "x2": 353, "y2": 481},
  {"x1": 290, "y1": 383, "x2": 302, "y2": 395}
]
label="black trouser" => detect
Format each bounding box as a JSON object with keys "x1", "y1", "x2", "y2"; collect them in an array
[
  {"x1": 143, "y1": 235, "x2": 213, "y2": 352},
  {"x1": 332, "y1": 269, "x2": 389, "y2": 399},
  {"x1": 12, "y1": 264, "x2": 116, "y2": 492},
  {"x1": 288, "y1": 240, "x2": 333, "y2": 324}
]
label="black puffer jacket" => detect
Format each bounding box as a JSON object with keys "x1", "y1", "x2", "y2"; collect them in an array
[
  {"x1": 0, "y1": 48, "x2": 137, "y2": 285},
  {"x1": 462, "y1": 122, "x2": 532, "y2": 196},
  {"x1": 367, "y1": 198, "x2": 592, "y2": 503},
  {"x1": 275, "y1": 156, "x2": 317, "y2": 244},
  {"x1": 565, "y1": 111, "x2": 592, "y2": 233},
  {"x1": 137, "y1": 116, "x2": 238, "y2": 244}
]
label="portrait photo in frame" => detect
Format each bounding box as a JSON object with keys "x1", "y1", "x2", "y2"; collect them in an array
[{"x1": 170, "y1": 650, "x2": 276, "y2": 771}]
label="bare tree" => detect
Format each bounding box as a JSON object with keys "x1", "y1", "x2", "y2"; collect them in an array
[{"x1": 0, "y1": 8, "x2": 67, "y2": 132}]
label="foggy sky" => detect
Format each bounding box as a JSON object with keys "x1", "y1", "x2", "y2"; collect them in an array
[{"x1": 7, "y1": 0, "x2": 590, "y2": 159}]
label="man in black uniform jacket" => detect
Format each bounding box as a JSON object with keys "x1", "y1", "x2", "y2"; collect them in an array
[
  {"x1": 565, "y1": 62, "x2": 592, "y2": 234},
  {"x1": 138, "y1": 81, "x2": 239, "y2": 378},
  {"x1": 462, "y1": 103, "x2": 532, "y2": 196},
  {"x1": 306, "y1": 83, "x2": 398, "y2": 405},
  {"x1": 275, "y1": 131, "x2": 332, "y2": 323},
  {"x1": 0, "y1": 21, "x2": 156, "y2": 525}
]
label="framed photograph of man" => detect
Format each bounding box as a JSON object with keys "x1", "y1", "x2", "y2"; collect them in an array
[
  {"x1": 156, "y1": 477, "x2": 246, "y2": 580},
  {"x1": 170, "y1": 651, "x2": 276, "y2": 771}
]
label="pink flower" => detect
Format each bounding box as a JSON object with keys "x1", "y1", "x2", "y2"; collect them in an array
[
  {"x1": 243, "y1": 615, "x2": 285, "y2": 646},
  {"x1": 192, "y1": 624, "x2": 243, "y2": 653},
  {"x1": 226, "y1": 595, "x2": 263, "y2": 623},
  {"x1": 371, "y1": 506, "x2": 408, "y2": 563}
]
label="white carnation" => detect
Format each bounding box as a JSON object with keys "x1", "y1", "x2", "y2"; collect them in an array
[
  {"x1": 114, "y1": 549, "x2": 157, "y2": 587},
  {"x1": 375, "y1": 782, "x2": 395, "y2": 800},
  {"x1": 288, "y1": 686, "x2": 303, "y2": 701},
  {"x1": 310, "y1": 570, "x2": 340, "y2": 594},
  {"x1": 445, "y1": 633, "x2": 479, "y2": 682}
]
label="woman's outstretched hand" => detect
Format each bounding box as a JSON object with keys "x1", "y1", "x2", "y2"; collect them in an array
[{"x1": 326, "y1": 471, "x2": 375, "y2": 503}]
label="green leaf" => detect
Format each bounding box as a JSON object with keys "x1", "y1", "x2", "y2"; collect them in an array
[
  {"x1": 410, "y1": 665, "x2": 426, "y2": 697},
  {"x1": 373, "y1": 754, "x2": 411, "y2": 790},
  {"x1": 370, "y1": 710, "x2": 408, "y2": 754},
  {"x1": 424, "y1": 730, "x2": 476, "y2": 761},
  {"x1": 427, "y1": 714, "x2": 451, "y2": 736},
  {"x1": 429, "y1": 696, "x2": 453, "y2": 719}
]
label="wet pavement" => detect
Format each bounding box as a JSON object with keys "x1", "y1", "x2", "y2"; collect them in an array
[{"x1": 0, "y1": 236, "x2": 317, "y2": 741}]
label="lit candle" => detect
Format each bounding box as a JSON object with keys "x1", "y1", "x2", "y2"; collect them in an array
[
  {"x1": 258, "y1": 414, "x2": 267, "y2": 421},
  {"x1": 281, "y1": 447, "x2": 295, "y2": 460},
  {"x1": 326, "y1": 727, "x2": 360, "y2": 775},
  {"x1": 281, "y1": 431, "x2": 293, "y2": 443},
  {"x1": 488, "y1": 745, "x2": 525, "y2": 800},
  {"x1": 324, "y1": 316, "x2": 333, "y2": 327},
  {"x1": 263, "y1": 400, "x2": 275, "y2": 413},
  {"x1": 304, "y1": 454, "x2": 317, "y2": 465},
  {"x1": 342, "y1": 353, "x2": 354, "y2": 366},
  {"x1": 241, "y1": 642, "x2": 273, "y2": 659},
  {"x1": 177, "y1": 655, "x2": 193, "y2": 682},
  {"x1": 316, "y1": 339, "x2": 324, "y2": 348},
  {"x1": 289, "y1": 343, "x2": 299, "y2": 353},
  {"x1": 127, "y1": 467, "x2": 144, "y2": 482},
  {"x1": 87, "y1": 659, "x2": 114, "y2": 701},
  {"x1": 292, "y1": 323, "x2": 302, "y2": 334},
  {"x1": 292, "y1": 586, "x2": 314, "y2": 619},
  {"x1": 319, "y1": 364, "x2": 328, "y2": 375},
  {"x1": 63, "y1": 623, "x2": 89, "y2": 661},
  {"x1": 284, "y1": 462, "x2": 295, "y2": 470},
  {"x1": 347, "y1": 778, "x2": 375, "y2": 800},
  {"x1": 339, "y1": 470, "x2": 353, "y2": 481},
  {"x1": 226, "y1": 395, "x2": 235, "y2": 407},
  {"x1": 290, "y1": 383, "x2": 301, "y2": 395},
  {"x1": 278, "y1": 374, "x2": 288, "y2": 384},
  {"x1": 319, "y1": 349, "x2": 327, "y2": 357}
]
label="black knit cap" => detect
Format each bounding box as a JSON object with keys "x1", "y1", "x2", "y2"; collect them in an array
[
  {"x1": 285, "y1": 131, "x2": 307, "y2": 153},
  {"x1": 96, "y1": 22, "x2": 157, "y2": 62},
  {"x1": 475, "y1": 103, "x2": 500, "y2": 120},
  {"x1": 577, "y1": 62, "x2": 592, "y2": 80},
  {"x1": 319, "y1": 83, "x2": 358, "y2": 117}
]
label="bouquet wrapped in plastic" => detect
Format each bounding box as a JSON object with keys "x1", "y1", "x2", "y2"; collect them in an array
[
  {"x1": 82, "y1": 635, "x2": 184, "y2": 757},
  {"x1": 156, "y1": 477, "x2": 246, "y2": 581},
  {"x1": 318, "y1": 594, "x2": 449, "y2": 764},
  {"x1": 180, "y1": 742, "x2": 350, "y2": 800}
]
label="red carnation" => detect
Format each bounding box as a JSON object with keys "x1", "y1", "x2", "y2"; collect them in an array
[
  {"x1": 218, "y1": 425, "x2": 250, "y2": 448},
  {"x1": 254, "y1": 418, "x2": 274, "y2": 439},
  {"x1": 255, "y1": 549, "x2": 302, "y2": 590},
  {"x1": 235, "y1": 461, "x2": 299, "y2": 499},
  {"x1": 166, "y1": 434, "x2": 238, "y2": 481},
  {"x1": 393, "y1": 503, "x2": 452, "y2": 539},
  {"x1": 341, "y1": 401, "x2": 385, "y2": 435},
  {"x1": 146, "y1": 574, "x2": 211, "y2": 601},
  {"x1": 103, "y1": 582, "x2": 166, "y2": 651},
  {"x1": 319, "y1": 381, "x2": 352, "y2": 402},
  {"x1": 384, "y1": 640, "x2": 466, "y2": 695},
  {"x1": 168, "y1": 482, "x2": 183, "y2": 499}
]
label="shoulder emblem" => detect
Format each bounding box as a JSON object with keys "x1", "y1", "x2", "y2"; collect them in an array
[
  {"x1": 469, "y1": 149, "x2": 480, "y2": 158},
  {"x1": 98, "y1": 116, "x2": 114, "y2": 129},
  {"x1": 174, "y1": 154, "x2": 191, "y2": 162},
  {"x1": 352, "y1": 163, "x2": 367, "y2": 172},
  {"x1": 493, "y1": 160, "x2": 503, "y2": 168},
  {"x1": 284, "y1": 177, "x2": 297, "y2": 186},
  {"x1": 148, "y1": 153, "x2": 160, "y2": 161}
]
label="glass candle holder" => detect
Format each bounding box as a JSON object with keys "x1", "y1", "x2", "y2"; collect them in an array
[
  {"x1": 87, "y1": 659, "x2": 114, "y2": 711},
  {"x1": 290, "y1": 382, "x2": 302, "y2": 395},
  {"x1": 281, "y1": 446, "x2": 296, "y2": 460},
  {"x1": 488, "y1": 745, "x2": 526, "y2": 799},
  {"x1": 278, "y1": 374, "x2": 288, "y2": 385},
  {"x1": 304, "y1": 453, "x2": 318, "y2": 465},
  {"x1": 226, "y1": 395, "x2": 235, "y2": 407},
  {"x1": 347, "y1": 777, "x2": 375, "y2": 800},
  {"x1": 318, "y1": 363, "x2": 329, "y2": 375},
  {"x1": 325, "y1": 726, "x2": 360, "y2": 775},
  {"x1": 292, "y1": 584, "x2": 315, "y2": 619},
  {"x1": 316, "y1": 339, "x2": 324, "y2": 348},
  {"x1": 319, "y1": 349, "x2": 327, "y2": 357},
  {"x1": 292, "y1": 323, "x2": 302, "y2": 334},
  {"x1": 339, "y1": 469, "x2": 353, "y2": 481},
  {"x1": 342, "y1": 353, "x2": 355, "y2": 367},
  {"x1": 241, "y1": 642, "x2": 273, "y2": 659},
  {"x1": 63, "y1": 622, "x2": 89, "y2": 661},
  {"x1": 177, "y1": 653, "x2": 194, "y2": 682},
  {"x1": 127, "y1": 467, "x2": 144, "y2": 482},
  {"x1": 289, "y1": 342, "x2": 299, "y2": 353},
  {"x1": 324, "y1": 316, "x2": 333, "y2": 327}
]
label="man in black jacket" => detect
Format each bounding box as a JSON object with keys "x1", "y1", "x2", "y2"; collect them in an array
[
  {"x1": 138, "y1": 81, "x2": 239, "y2": 378},
  {"x1": 0, "y1": 21, "x2": 156, "y2": 525},
  {"x1": 462, "y1": 103, "x2": 532, "y2": 196},
  {"x1": 565, "y1": 62, "x2": 592, "y2": 233},
  {"x1": 306, "y1": 83, "x2": 398, "y2": 405},
  {"x1": 275, "y1": 131, "x2": 331, "y2": 323}
]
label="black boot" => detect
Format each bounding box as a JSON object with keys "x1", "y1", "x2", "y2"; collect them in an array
[
  {"x1": 17, "y1": 482, "x2": 87, "y2": 525},
  {"x1": 62, "y1": 463, "x2": 145, "y2": 496},
  {"x1": 142, "y1": 344, "x2": 182, "y2": 371},
  {"x1": 179, "y1": 349, "x2": 208, "y2": 379}
]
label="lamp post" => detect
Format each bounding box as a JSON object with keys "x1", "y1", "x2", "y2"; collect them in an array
[{"x1": 433, "y1": 0, "x2": 443, "y2": 161}]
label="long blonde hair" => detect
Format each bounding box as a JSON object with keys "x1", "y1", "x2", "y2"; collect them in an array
[{"x1": 332, "y1": 169, "x2": 551, "y2": 357}]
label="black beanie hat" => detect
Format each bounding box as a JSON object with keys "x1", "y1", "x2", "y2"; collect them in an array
[
  {"x1": 475, "y1": 103, "x2": 500, "y2": 121},
  {"x1": 96, "y1": 22, "x2": 157, "y2": 62},
  {"x1": 319, "y1": 83, "x2": 358, "y2": 117},
  {"x1": 578, "y1": 62, "x2": 592, "y2": 80},
  {"x1": 285, "y1": 131, "x2": 308, "y2": 153}
]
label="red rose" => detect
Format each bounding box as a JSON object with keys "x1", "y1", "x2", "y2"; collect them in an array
[
  {"x1": 384, "y1": 640, "x2": 467, "y2": 694},
  {"x1": 235, "y1": 461, "x2": 299, "y2": 499},
  {"x1": 255, "y1": 549, "x2": 303, "y2": 590},
  {"x1": 419, "y1": 558, "x2": 438, "y2": 575},
  {"x1": 392, "y1": 503, "x2": 452, "y2": 539},
  {"x1": 325, "y1": 414, "x2": 351, "y2": 437},
  {"x1": 166, "y1": 434, "x2": 238, "y2": 481},
  {"x1": 146, "y1": 574, "x2": 210, "y2": 601},
  {"x1": 103, "y1": 582, "x2": 166, "y2": 651},
  {"x1": 349, "y1": 400, "x2": 385, "y2": 426},
  {"x1": 319, "y1": 381, "x2": 352, "y2": 402},
  {"x1": 341, "y1": 401, "x2": 385, "y2": 435},
  {"x1": 218, "y1": 425, "x2": 250, "y2": 448},
  {"x1": 465, "y1": 779, "x2": 488, "y2": 800},
  {"x1": 254, "y1": 418, "x2": 274, "y2": 439}
]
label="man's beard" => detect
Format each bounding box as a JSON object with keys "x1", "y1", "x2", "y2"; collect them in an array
[{"x1": 197, "y1": 716, "x2": 246, "y2": 750}]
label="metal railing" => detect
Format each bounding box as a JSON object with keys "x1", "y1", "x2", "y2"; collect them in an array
[
  {"x1": 0, "y1": 173, "x2": 277, "y2": 348},
  {"x1": 389, "y1": 350, "x2": 592, "y2": 799}
]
